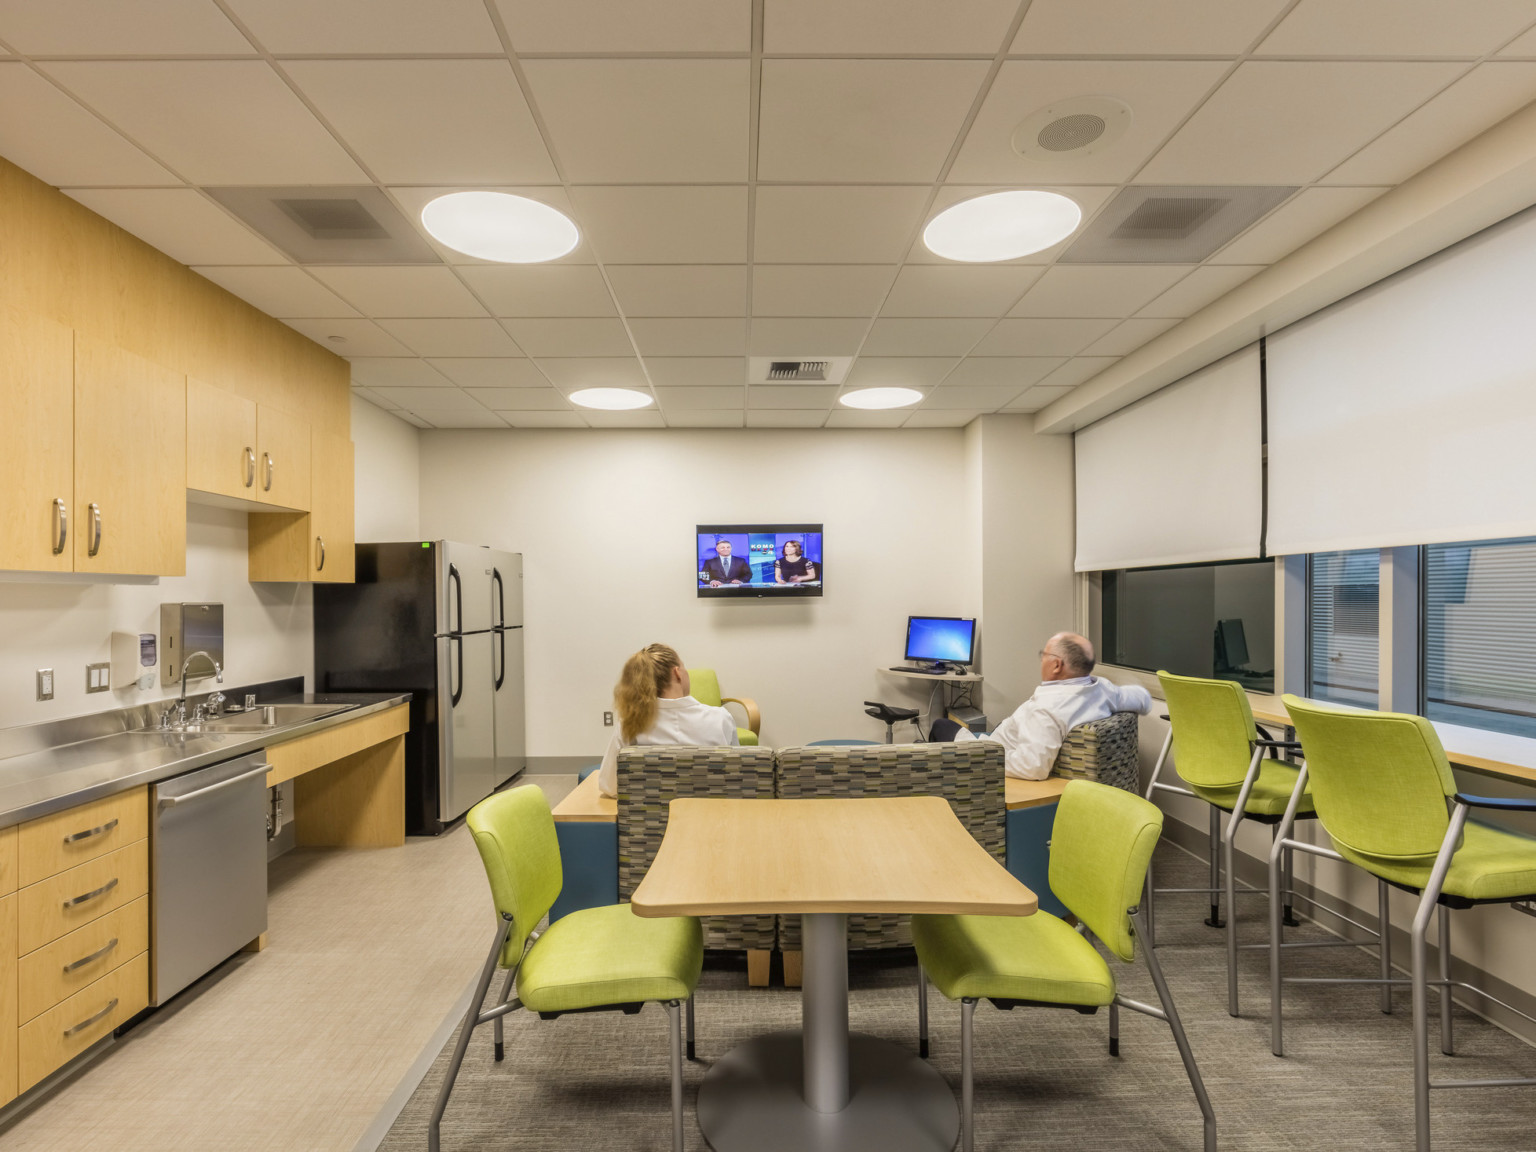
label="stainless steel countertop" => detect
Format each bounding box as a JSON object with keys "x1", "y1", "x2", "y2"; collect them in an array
[{"x1": 0, "y1": 693, "x2": 411, "y2": 830}]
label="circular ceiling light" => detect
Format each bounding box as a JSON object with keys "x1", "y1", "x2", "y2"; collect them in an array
[
  {"x1": 569, "y1": 387, "x2": 653, "y2": 411},
  {"x1": 922, "y1": 191, "x2": 1082, "y2": 263},
  {"x1": 840, "y1": 387, "x2": 923, "y2": 410},
  {"x1": 420, "y1": 191, "x2": 579, "y2": 263}
]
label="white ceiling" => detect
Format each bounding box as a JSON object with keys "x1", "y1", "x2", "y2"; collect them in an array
[{"x1": 1, "y1": 0, "x2": 1534, "y2": 429}]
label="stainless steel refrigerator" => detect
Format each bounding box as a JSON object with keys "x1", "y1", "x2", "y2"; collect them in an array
[{"x1": 314, "y1": 541, "x2": 525, "y2": 834}]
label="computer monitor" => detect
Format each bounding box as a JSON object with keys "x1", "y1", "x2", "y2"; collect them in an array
[
  {"x1": 1215, "y1": 618, "x2": 1249, "y2": 671},
  {"x1": 904, "y1": 616, "x2": 976, "y2": 668}
]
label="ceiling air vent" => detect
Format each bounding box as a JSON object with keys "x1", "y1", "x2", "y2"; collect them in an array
[
  {"x1": 748, "y1": 357, "x2": 852, "y2": 385},
  {"x1": 206, "y1": 186, "x2": 440, "y2": 264},
  {"x1": 1058, "y1": 185, "x2": 1296, "y2": 264},
  {"x1": 277, "y1": 198, "x2": 389, "y2": 240},
  {"x1": 767, "y1": 360, "x2": 828, "y2": 381}
]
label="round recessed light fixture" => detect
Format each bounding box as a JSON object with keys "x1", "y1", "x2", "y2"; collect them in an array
[
  {"x1": 420, "y1": 191, "x2": 579, "y2": 263},
  {"x1": 840, "y1": 387, "x2": 923, "y2": 410},
  {"x1": 922, "y1": 190, "x2": 1082, "y2": 263},
  {"x1": 569, "y1": 387, "x2": 653, "y2": 411}
]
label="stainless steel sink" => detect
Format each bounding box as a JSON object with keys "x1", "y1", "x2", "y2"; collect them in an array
[{"x1": 199, "y1": 703, "x2": 352, "y2": 732}]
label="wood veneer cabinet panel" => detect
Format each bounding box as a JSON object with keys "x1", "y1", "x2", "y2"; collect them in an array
[
  {"x1": 187, "y1": 377, "x2": 258, "y2": 501},
  {"x1": 19, "y1": 895, "x2": 148, "y2": 1024},
  {"x1": 17, "y1": 840, "x2": 148, "y2": 955},
  {"x1": 0, "y1": 892, "x2": 16, "y2": 1106},
  {"x1": 310, "y1": 431, "x2": 354, "y2": 582},
  {"x1": 18, "y1": 950, "x2": 147, "y2": 1093},
  {"x1": 256, "y1": 403, "x2": 311, "y2": 512},
  {"x1": 0, "y1": 825, "x2": 17, "y2": 897},
  {"x1": 18, "y1": 788, "x2": 148, "y2": 887},
  {"x1": 0, "y1": 307, "x2": 74, "y2": 572},
  {"x1": 73, "y1": 336, "x2": 186, "y2": 576}
]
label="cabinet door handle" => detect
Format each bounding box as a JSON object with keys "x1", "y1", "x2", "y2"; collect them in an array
[
  {"x1": 87, "y1": 503, "x2": 102, "y2": 557},
  {"x1": 53, "y1": 497, "x2": 68, "y2": 555},
  {"x1": 244, "y1": 447, "x2": 256, "y2": 488},
  {"x1": 63, "y1": 998, "x2": 119, "y2": 1037},
  {"x1": 63, "y1": 817, "x2": 118, "y2": 844},
  {"x1": 63, "y1": 937, "x2": 119, "y2": 974},
  {"x1": 262, "y1": 451, "x2": 274, "y2": 492},
  {"x1": 315, "y1": 536, "x2": 325, "y2": 572},
  {"x1": 64, "y1": 876, "x2": 118, "y2": 909}
]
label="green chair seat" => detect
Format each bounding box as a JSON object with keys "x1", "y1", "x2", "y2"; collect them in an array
[
  {"x1": 1190, "y1": 757, "x2": 1315, "y2": 818},
  {"x1": 518, "y1": 902, "x2": 703, "y2": 1015},
  {"x1": 912, "y1": 911, "x2": 1114, "y2": 1007},
  {"x1": 1333, "y1": 819, "x2": 1536, "y2": 903}
]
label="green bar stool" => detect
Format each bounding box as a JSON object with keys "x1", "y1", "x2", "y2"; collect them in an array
[
  {"x1": 912, "y1": 780, "x2": 1217, "y2": 1152},
  {"x1": 430, "y1": 785, "x2": 704, "y2": 1152},
  {"x1": 1273, "y1": 698, "x2": 1536, "y2": 1152}
]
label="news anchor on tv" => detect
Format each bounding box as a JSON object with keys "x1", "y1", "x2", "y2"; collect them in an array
[
  {"x1": 774, "y1": 540, "x2": 817, "y2": 584},
  {"x1": 701, "y1": 538, "x2": 752, "y2": 586}
]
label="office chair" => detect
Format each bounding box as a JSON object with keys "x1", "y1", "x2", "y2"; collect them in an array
[
  {"x1": 690, "y1": 667, "x2": 761, "y2": 746},
  {"x1": 864, "y1": 700, "x2": 920, "y2": 743}
]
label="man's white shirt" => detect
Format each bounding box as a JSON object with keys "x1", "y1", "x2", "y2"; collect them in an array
[
  {"x1": 598, "y1": 694, "x2": 739, "y2": 797},
  {"x1": 958, "y1": 675, "x2": 1153, "y2": 781}
]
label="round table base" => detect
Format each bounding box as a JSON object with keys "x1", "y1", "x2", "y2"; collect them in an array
[{"x1": 697, "y1": 1032, "x2": 959, "y2": 1152}]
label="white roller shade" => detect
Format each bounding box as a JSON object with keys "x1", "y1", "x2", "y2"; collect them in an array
[
  {"x1": 1268, "y1": 205, "x2": 1536, "y2": 555},
  {"x1": 1074, "y1": 344, "x2": 1262, "y2": 572}
]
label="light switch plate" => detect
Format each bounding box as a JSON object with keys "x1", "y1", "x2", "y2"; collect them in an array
[
  {"x1": 37, "y1": 668, "x2": 54, "y2": 701},
  {"x1": 86, "y1": 662, "x2": 110, "y2": 693}
]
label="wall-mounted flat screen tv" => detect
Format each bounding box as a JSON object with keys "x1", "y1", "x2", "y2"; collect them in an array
[{"x1": 697, "y1": 524, "x2": 823, "y2": 599}]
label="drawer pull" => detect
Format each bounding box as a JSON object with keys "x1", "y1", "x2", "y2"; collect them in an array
[
  {"x1": 64, "y1": 876, "x2": 118, "y2": 909},
  {"x1": 64, "y1": 937, "x2": 119, "y2": 974},
  {"x1": 63, "y1": 998, "x2": 119, "y2": 1038},
  {"x1": 63, "y1": 817, "x2": 119, "y2": 844}
]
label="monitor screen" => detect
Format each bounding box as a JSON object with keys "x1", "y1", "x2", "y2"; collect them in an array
[
  {"x1": 905, "y1": 616, "x2": 976, "y2": 664},
  {"x1": 697, "y1": 524, "x2": 823, "y2": 599}
]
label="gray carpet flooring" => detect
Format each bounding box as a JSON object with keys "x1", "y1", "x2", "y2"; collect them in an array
[{"x1": 381, "y1": 843, "x2": 1536, "y2": 1151}]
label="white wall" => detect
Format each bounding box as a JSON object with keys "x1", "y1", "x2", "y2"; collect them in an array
[
  {"x1": 0, "y1": 503, "x2": 311, "y2": 729},
  {"x1": 418, "y1": 426, "x2": 1079, "y2": 757},
  {"x1": 351, "y1": 395, "x2": 421, "y2": 542}
]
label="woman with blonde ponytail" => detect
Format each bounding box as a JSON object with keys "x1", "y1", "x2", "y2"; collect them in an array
[{"x1": 597, "y1": 643, "x2": 738, "y2": 797}]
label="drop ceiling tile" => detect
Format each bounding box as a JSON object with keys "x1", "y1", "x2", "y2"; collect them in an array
[
  {"x1": 766, "y1": 0, "x2": 1018, "y2": 53},
  {"x1": 348, "y1": 358, "x2": 454, "y2": 388},
  {"x1": 456, "y1": 266, "x2": 616, "y2": 318},
  {"x1": 351, "y1": 385, "x2": 398, "y2": 410},
  {"x1": 969, "y1": 318, "x2": 1117, "y2": 357},
  {"x1": 1257, "y1": 0, "x2": 1536, "y2": 57},
  {"x1": 748, "y1": 385, "x2": 837, "y2": 409},
  {"x1": 1210, "y1": 189, "x2": 1384, "y2": 264},
  {"x1": 44, "y1": 62, "x2": 367, "y2": 185},
  {"x1": 535, "y1": 358, "x2": 649, "y2": 391},
  {"x1": 494, "y1": 0, "x2": 750, "y2": 52},
  {"x1": 584, "y1": 410, "x2": 666, "y2": 429},
  {"x1": 747, "y1": 410, "x2": 827, "y2": 428},
  {"x1": 943, "y1": 356, "x2": 1065, "y2": 388},
  {"x1": 903, "y1": 410, "x2": 982, "y2": 428},
  {"x1": 758, "y1": 60, "x2": 989, "y2": 183},
  {"x1": 755, "y1": 186, "x2": 929, "y2": 264},
  {"x1": 0, "y1": 0, "x2": 251, "y2": 53},
  {"x1": 503, "y1": 318, "x2": 632, "y2": 358},
  {"x1": 392, "y1": 410, "x2": 433, "y2": 428},
  {"x1": 1135, "y1": 265, "x2": 1263, "y2": 317},
  {"x1": 1008, "y1": 266, "x2": 1192, "y2": 319},
  {"x1": 228, "y1": 0, "x2": 501, "y2": 52},
  {"x1": 825, "y1": 409, "x2": 910, "y2": 428},
  {"x1": 1501, "y1": 25, "x2": 1536, "y2": 55},
  {"x1": 574, "y1": 186, "x2": 748, "y2": 264},
  {"x1": 665, "y1": 410, "x2": 745, "y2": 428},
  {"x1": 410, "y1": 409, "x2": 508, "y2": 429},
  {"x1": 1138, "y1": 61, "x2": 1464, "y2": 186},
  {"x1": 501, "y1": 411, "x2": 589, "y2": 428},
  {"x1": 195, "y1": 266, "x2": 360, "y2": 319},
  {"x1": 751, "y1": 266, "x2": 896, "y2": 317},
  {"x1": 1323, "y1": 63, "x2": 1536, "y2": 186},
  {"x1": 1002, "y1": 384, "x2": 1074, "y2": 412},
  {"x1": 862, "y1": 318, "x2": 994, "y2": 356},
  {"x1": 389, "y1": 186, "x2": 594, "y2": 266},
  {"x1": 644, "y1": 358, "x2": 746, "y2": 387},
  {"x1": 882, "y1": 266, "x2": 1045, "y2": 318},
  {"x1": 749, "y1": 319, "x2": 868, "y2": 357},
  {"x1": 1081, "y1": 318, "x2": 1178, "y2": 356},
  {"x1": 951, "y1": 60, "x2": 1230, "y2": 185},
  {"x1": 0, "y1": 65, "x2": 178, "y2": 186},
  {"x1": 1035, "y1": 357, "x2": 1119, "y2": 390},
  {"x1": 921, "y1": 385, "x2": 1020, "y2": 409},
  {"x1": 282, "y1": 317, "x2": 412, "y2": 356},
  {"x1": 606, "y1": 266, "x2": 748, "y2": 318},
  {"x1": 628, "y1": 319, "x2": 746, "y2": 357},
  {"x1": 475, "y1": 388, "x2": 573, "y2": 411},
  {"x1": 379, "y1": 318, "x2": 522, "y2": 357},
  {"x1": 523, "y1": 60, "x2": 748, "y2": 183},
  {"x1": 370, "y1": 386, "x2": 491, "y2": 412},
  {"x1": 905, "y1": 185, "x2": 1116, "y2": 264},
  {"x1": 656, "y1": 386, "x2": 744, "y2": 410},
  {"x1": 427, "y1": 358, "x2": 547, "y2": 388},
  {"x1": 284, "y1": 60, "x2": 556, "y2": 185},
  {"x1": 309, "y1": 267, "x2": 488, "y2": 319},
  {"x1": 1011, "y1": 0, "x2": 1290, "y2": 55},
  {"x1": 64, "y1": 189, "x2": 285, "y2": 266},
  {"x1": 844, "y1": 357, "x2": 960, "y2": 388}
]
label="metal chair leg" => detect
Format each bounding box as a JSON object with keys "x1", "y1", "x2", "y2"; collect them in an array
[
  {"x1": 1282, "y1": 841, "x2": 1301, "y2": 926},
  {"x1": 917, "y1": 964, "x2": 930, "y2": 1059},
  {"x1": 1134, "y1": 909, "x2": 1217, "y2": 1152},
  {"x1": 1145, "y1": 862, "x2": 1157, "y2": 949},
  {"x1": 1269, "y1": 764, "x2": 1308, "y2": 1058},
  {"x1": 961, "y1": 998, "x2": 976, "y2": 1152},
  {"x1": 1379, "y1": 879, "x2": 1394, "y2": 1014},
  {"x1": 667, "y1": 1000, "x2": 685, "y2": 1152},
  {"x1": 1206, "y1": 806, "x2": 1224, "y2": 928},
  {"x1": 430, "y1": 917, "x2": 512, "y2": 1152},
  {"x1": 1413, "y1": 805, "x2": 1468, "y2": 1152},
  {"x1": 687, "y1": 994, "x2": 697, "y2": 1061},
  {"x1": 1224, "y1": 749, "x2": 1263, "y2": 1017},
  {"x1": 1439, "y1": 906, "x2": 1454, "y2": 1056},
  {"x1": 493, "y1": 966, "x2": 516, "y2": 1061},
  {"x1": 1108, "y1": 1001, "x2": 1120, "y2": 1057}
]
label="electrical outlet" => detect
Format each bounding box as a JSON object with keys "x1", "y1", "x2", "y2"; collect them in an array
[
  {"x1": 36, "y1": 668, "x2": 54, "y2": 701},
  {"x1": 86, "y1": 662, "x2": 110, "y2": 693},
  {"x1": 603, "y1": 711, "x2": 614, "y2": 727}
]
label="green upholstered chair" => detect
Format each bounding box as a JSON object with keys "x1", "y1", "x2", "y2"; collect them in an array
[
  {"x1": 1272, "y1": 697, "x2": 1536, "y2": 1152},
  {"x1": 689, "y1": 667, "x2": 760, "y2": 745},
  {"x1": 430, "y1": 785, "x2": 704, "y2": 1152},
  {"x1": 912, "y1": 780, "x2": 1216, "y2": 1152}
]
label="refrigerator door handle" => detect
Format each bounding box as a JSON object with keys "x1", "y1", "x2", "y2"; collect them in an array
[
  {"x1": 450, "y1": 634, "x2": 464, "y2": 706},
  {"x1": 448, "y1": 563, "x2": 463, "y2": 635},
  {"x1": 494, "y1": 626, "x2": 506, "y2": 691},
  {"x1": 492, "y1": 568, "x2": 505, "y2": 630}
]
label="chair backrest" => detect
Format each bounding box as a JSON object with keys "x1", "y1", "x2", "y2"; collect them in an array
[
  {"x1": 1283, "y1": 695, "x2": 1456, "y2": 862},
  {"x1": 1157, "y1": 671, "x2": 1259, "y2": 790},
  {"x1": 1048, "y1": 780, "x2": 1163, "y2": 962},
  {"x1": 466, "y1": 785, "x2": 562, "y2": 966},
  {"x1": 688, "y1": 668, "x2": 723, "y2": 708},
  {"x1": 1053, "y1": 711, "x2": 1141, "y2": 791}
]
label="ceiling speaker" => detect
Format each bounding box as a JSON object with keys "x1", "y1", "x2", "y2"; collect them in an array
[{"x1": 1012, "y1": 96, "x2": 1132, "y2": 162}]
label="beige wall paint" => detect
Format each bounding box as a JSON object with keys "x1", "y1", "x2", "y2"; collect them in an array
[{"x1": 351, "y1": 396, "x2": 422, "y2": 543}]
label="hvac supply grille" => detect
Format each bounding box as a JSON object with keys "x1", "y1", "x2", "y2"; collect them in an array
[
  {"x1": 1060, "y1": 185, "x2": 1296, "y2": 264},
  {"x1": 766, "y1": 361, "x2": 830, "y2": 381}
]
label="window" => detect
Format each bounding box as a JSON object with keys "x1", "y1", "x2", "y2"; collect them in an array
[
  {"x1": 1307, "y1": 550, "x2": 1379, "y2": 708},
  {"x1": 1100, "y1": 559, "x2": 1275, "y2": 692},
  {"x1": 1424, "y1": 537, "x2": 1536, "y2": 738}
]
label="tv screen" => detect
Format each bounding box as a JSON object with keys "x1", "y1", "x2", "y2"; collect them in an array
[
  {"x1": 697, "y1": 524, "x2": 823, "y2": 598},
  {"x1": 904, "y1": 616, "x2": 976, "y2": 665}
]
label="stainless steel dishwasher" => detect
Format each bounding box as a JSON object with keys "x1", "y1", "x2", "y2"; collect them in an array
[{"x1": 151, "y1": 750, "x2": 270, "y2": 1005}]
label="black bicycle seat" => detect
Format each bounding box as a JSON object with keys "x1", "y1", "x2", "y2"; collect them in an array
[{"x1": 863, "y1": 701, "x2": 919, "y2": 725}]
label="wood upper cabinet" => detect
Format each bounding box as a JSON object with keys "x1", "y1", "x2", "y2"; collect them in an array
[
  {"x1": 186, "y1": 377, "x2": 258, "y2": 501},
  {"x1": 248, "y1": 429, "x2": 353, "y2": 583},
  {"x1": 0, "y1": 308, "x2": 74, "y2": 572},
  {"x1": 256, "y1": 403, "x2": 311, "y2": 512},
  {"x1": 73, "y1": 336, "x2": 186, "y2": 576}
]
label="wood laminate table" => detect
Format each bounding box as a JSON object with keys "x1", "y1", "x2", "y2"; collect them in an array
[{"x1": 631, "y1": 796, "x2": 1036, "y2": 1152}]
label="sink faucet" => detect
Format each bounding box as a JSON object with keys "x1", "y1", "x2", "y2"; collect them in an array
[{"x1": 162, "y1": 651, "x2": 223, "y2": 729}]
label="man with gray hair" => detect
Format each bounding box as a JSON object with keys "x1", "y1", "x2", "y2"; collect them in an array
[{"x1": 945, "y1": 631, "x2": 1152, "y2": 780}]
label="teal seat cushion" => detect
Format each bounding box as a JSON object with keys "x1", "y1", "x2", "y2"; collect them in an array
[
  {"x1": 1190, "y1": 757, "x2": 1315, "y2": 818},
  {"x1": 1334, "y1": 819, "x2": 1536, "y2": 902},
  {"x1": 517, "y1": 902, "x2": 703, "y2": 1014},
  {"x1": 912, "y1": 911, "x2": 1115, "y2": 1008}
]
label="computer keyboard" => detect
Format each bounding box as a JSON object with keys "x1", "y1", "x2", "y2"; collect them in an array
[{"x1": 890, "y1": 666, "x2": 947, "y2": 675}]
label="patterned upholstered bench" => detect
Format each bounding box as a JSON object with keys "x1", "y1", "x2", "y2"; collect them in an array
[{"x1": 1054, "y1": 710, "x2": 1141, "y2": 790}]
